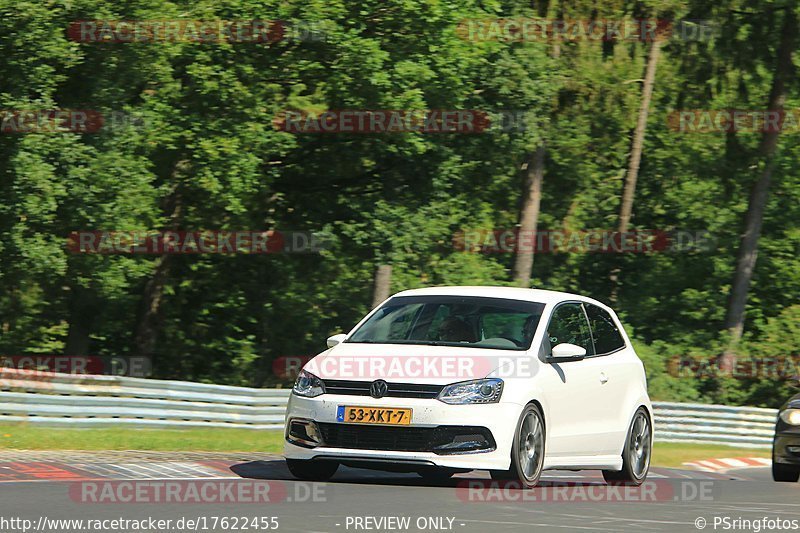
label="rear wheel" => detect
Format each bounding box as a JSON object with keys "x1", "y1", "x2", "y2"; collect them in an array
[
  {"x1": 772, "y1": 462, "x2": 800, "y2": 482},
  {"x1": 603, "y1": 407, "x2": 651, "y2": 486},
  {"x1": 286, "y1": 458, "x2": 339, "y2": 481},
  {"x1": 490, "y1": 404, "x2": 545, "y2": 488}
]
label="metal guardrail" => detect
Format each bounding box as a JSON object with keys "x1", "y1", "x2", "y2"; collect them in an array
[
  {"x1": 0, "y1": 369, "x2": 779, "y2": 447},
  {"x1": 652, "y1": 401, "x2": 777, "y2": 449},
  {"x1": 0, "y1": 368, "x2": 289, "y2": 430}
]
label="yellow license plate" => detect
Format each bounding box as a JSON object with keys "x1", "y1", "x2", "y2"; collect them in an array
[{"x1": 338, "y1": 406, "x2": 412, "y2": 426}]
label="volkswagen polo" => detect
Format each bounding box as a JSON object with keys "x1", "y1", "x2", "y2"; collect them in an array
[{"x1": 284, "y1": 286, "x2": 652, "y2": 488}]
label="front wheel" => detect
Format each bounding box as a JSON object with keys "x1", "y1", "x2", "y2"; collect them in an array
[
  {"x1": 772, "y1": 462, "x2": 800, "y2": 483},
  {"x1": 490, "y1": 404, "x2": 545, "y2": 488},
  {"x1": 286, "y1": 458, "x2": 339, "y2": 481},
  {"x1": 603, "y1": 407, "x2": 651, "y2": 486}
]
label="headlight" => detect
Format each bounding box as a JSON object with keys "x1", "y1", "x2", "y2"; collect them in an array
[
  {"x1": 293, "y1": 370, "x2": 325, "y2": 398},
  {"x1": 780, "y1": 408, "x2": 800, "y2": 425},
  {"x1": 437, "y1": 378, "x2": 503, "y2": 405}
]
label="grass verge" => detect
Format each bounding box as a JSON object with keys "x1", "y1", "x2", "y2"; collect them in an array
[
  {"x1": 0, "y1": 426, "x2": 771, "y2": 470},
  {"x1": 0, "y1": 425, "x2": 284, "y2": 453},
  {"x1": 651, "y1": 442, "x2": 770, "y2": 468}
]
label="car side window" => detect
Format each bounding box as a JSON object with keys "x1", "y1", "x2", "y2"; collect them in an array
[
  {"x1": 546, "y1": 303, "x2": 595, "y2": 356},
  {"x1": 586, "y1": 304, "x2": 626, "y2": 355}
]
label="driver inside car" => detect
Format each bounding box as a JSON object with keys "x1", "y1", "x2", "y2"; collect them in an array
[{"x1": 437, "y1": 316, "x2": 477, "y2": 343}]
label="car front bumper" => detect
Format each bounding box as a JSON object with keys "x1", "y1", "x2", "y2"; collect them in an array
[
  {"x1": 283, "y1": 393, "x2": 523, "y2": 470},
  {"x1": 773, "y1": 428, "x2": 800, "y2": 466}
]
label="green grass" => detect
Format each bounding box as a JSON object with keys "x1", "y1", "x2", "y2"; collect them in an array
[
  {"x1": 651, "y1": 442, "x2": 770, "y2": 468},
  {"x1": 0, "y1": 425, "x2": 285, "y2": 452},
  {"x1": 0, "y1": 426, "x2": 771, "y2": 471}
]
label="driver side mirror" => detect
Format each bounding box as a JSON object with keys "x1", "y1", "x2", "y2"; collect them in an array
[
  {"x1": 549, "y1": 343, "x2": 587, "y2": 363},
  {"x1": 326, "y1": 333, "x2": 347, "y2": 348}
]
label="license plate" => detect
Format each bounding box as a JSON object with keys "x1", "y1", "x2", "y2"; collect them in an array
[{"x1": 336, "y1": 406, "x2": 412, "y2": 425}]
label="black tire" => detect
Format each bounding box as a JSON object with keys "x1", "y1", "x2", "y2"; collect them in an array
[
  {"x1": 772, "y1": 462, "x2": 800, "y2": 483},
  {"x1": 603, "y1": 407, "x2": 651, "y2": 486},
  {"x1": 490, "y1": 404, "x2": 545, "y2": 488},
  {"x1": 417, "y1": 468, "x2": 455, "y2": 481},
  {"x1": 286, "y1": 458, "x2": 339, "y2": 481}
]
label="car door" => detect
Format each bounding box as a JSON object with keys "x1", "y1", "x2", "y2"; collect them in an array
[
  {"x1": 585, "y1": 303, "x2": 635, "y2": 453},
  {"x1": 537, "y1": 301, "x2": 608, "y2": 457}
]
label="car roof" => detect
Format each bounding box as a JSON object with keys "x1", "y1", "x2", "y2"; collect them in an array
[{"x1": 391, "y1": 286, "x2": 611, "y2": 309}]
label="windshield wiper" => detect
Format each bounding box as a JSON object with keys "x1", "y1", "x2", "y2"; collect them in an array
[{"x1": 346, "y1": 339, "x2": 450, "y2": 346}]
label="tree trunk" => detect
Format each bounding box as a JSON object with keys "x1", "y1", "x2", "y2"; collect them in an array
[
  {"x1": 511, "y1": 1, "x2": 557, "y2": 287},
  {"x1": 133, "y1": 255, "x2": 171, "y2": 358},
  {"x1": 720, "y1": 10, "x2": 797, "y2": 370},
  {"x1": 133, "y1": 159, "x2": 189, "y2": 359},
  {"x1": 65, "y1": 285, "x2": 95, "y2": 356},
  {"x1": 610, "y1": 38, "x2": 662, "y2": 302},
  {"x1": 371, "y1": 264, "x2": 392, "y2": 308},
  {"x1": 256, "y1": 195, "x2": 280, "y2": 387},
  {"x1": 619, "y1": 39, "x2": 661, "y2": 234},
  {"x1": 512, "y1": 146, "x2": 545, "y2": 287}
]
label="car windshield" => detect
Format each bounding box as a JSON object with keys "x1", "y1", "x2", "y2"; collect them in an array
[{"x1": 346, "y1": 295, "x2": 545, "y2": 351}]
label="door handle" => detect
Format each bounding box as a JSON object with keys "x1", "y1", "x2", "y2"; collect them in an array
[{"x1": 599, "y1": 372, "x2": 609, "y2": 384}]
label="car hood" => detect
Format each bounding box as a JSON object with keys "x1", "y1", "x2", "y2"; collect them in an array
[{"x1": 303, "y1": 341, "x2": 531, "y2": 385}]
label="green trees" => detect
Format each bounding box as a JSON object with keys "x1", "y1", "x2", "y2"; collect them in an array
[
  {"x1": 721, "y1": 6, "x2": 798, "y2": 368},
  {"x1": 0, "y1": 0, "x2": 798, "y2": 404}
]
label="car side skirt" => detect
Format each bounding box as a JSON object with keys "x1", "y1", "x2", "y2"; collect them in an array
[{"x1": 544, "y1": 454, "x2": 624, "y2": 471}]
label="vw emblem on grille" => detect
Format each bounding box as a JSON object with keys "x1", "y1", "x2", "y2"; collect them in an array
[{"x1": 370, "y1": 379, "x2": 389, "y2": 398}]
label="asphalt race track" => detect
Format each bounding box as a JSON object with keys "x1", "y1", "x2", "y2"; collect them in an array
[{"x1": 0, "y1": 452, "x2": 798, "y2": 533}]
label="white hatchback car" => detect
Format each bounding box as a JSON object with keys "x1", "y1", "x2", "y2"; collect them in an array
[{"x1": 284, "y1": 286, "x2": 652, "y2": 487}]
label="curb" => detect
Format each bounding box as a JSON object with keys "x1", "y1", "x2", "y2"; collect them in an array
[{"x1": 682, "y1": 457, "x2": 771, "y2": 472}]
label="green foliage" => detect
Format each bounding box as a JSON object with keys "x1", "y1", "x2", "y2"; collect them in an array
[{"x1": 0, "y1": 0, "x2": 797, "y2": 408}]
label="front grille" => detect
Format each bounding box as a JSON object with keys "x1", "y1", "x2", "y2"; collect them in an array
[
  {"x1": 321, "y1": 379, "x2": 444, "y2": 399},
  {"x1": 316, "y1": 423, "x2": 495, "y2": 454}
]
